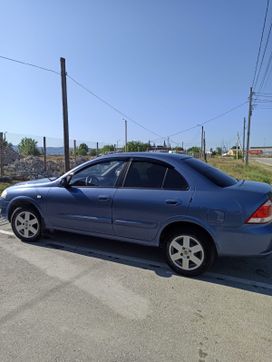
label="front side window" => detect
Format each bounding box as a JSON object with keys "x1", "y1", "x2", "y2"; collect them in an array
[
  {"x1": 124, "y1": 161, "x2": 167, "y2": 188},
  {"x1": 70, "y1": 160, "x2": 126, "y2": 187}
]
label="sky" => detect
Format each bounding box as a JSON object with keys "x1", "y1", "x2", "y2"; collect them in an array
[{"x1": 0, "y1": 0, "x2": 271, "y2": 150}]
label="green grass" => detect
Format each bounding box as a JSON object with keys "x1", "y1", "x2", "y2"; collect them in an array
[{"x1": 208, "y1": 158, "x2": 272, "y2": 184}]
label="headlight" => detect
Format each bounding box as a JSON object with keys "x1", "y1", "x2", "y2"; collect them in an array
[{"x1": 1, "y1": 189, "x2": 7, "y2": 199}]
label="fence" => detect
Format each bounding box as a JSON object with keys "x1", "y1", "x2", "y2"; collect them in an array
[
  {"x1": 0, "y1": 131, "x2": 209, "y2": 180},
  {"x1": 0, "y1": 131, "x2": 174, "y2": 179},
  {"x1": 0, "y1": 131, "x2": 118, "y2": 179}
]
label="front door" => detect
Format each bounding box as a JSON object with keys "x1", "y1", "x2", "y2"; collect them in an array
[{"x1": 46, "y1": 159, "x2": 126, "y2": 235}]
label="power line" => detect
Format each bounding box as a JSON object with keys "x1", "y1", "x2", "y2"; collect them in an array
[
  {"x1": 254, "y1": 7, "x2": 272, "y2": 89},
  {"x1": 255, "y1": 106, "x2": 272, "y2": 109},
  {"x1": 0, "y1": 54, "x2": 167, "y2": 140},
  {"x1": 258, "y1": 46, "x2": 272, "y2": 91},
  {"x1": 254, "y1": 92, "x2": 272, "y2": 96},
  {"x1": 0, "y1": 54, "x2": 249, "y2": 147},
  {"x1": 67, "y1": 74, "x2": 165, "y2": 139},
  {"x1": 166, "y1": 101, "x2": 248, "y2": 139},
  {"x1": 0, "y1": 54, "x2": 59, "y2": 75},
  {"x1": 252, "y1": 0, "x2": 270, "y2": 87}
]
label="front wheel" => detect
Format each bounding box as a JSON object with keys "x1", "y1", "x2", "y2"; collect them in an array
[
  {"x1": 165, "y1": 229, "x2": 216, "y2": 277},
  {"x1": 11, "y1": 207, "x2": 42, "y2": 242}
]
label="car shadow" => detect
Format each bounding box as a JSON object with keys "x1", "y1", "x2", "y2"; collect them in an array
[{"x1": 34, "y1": 230, "x2": 272, "y2": 296}]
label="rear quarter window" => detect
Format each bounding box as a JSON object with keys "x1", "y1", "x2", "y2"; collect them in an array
[
  {"x1": 184, "y1": 158, "x2": 237, "y2": 187},
  {"x1": 163, "y1": 168, "x2": 189, "y2": 190}
]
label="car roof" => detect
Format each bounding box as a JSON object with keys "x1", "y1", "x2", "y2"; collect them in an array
[
  {"x1": 97, "y1": 152, "x2": 191, "y2": 162},
  {"x1": 67, "y1": 152, "x2": 192, "y2": 176}
]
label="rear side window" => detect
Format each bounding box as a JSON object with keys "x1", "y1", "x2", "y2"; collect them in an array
[
  {"x1": 185, "y1": 158, "x2": 237, "y2": 187},
  {"x1": 124, "y1": 161, "x2": 166, "y2": 188},
  {"x1": 163, "y1": 168, "x2": 188, "y2": 190}
]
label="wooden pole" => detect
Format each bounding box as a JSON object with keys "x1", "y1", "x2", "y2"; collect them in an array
[
  {"x1": 245, "y1": 87, "x2": 253, "y2": 165},
  {"x1": 60, "y1": 57, "x2": 70, "y2": 171},
  {"x1": 73, "y1": 139, "x2": 77, "y2": 162},
  {"x1": 124, "y1": 119, "x2": 128, "y2": 152},
  {"x1": 0, "y1": 132, "x2": 3, "y2": 177},
  {"x1": 43, "y1": 136, "x2": 47, "y2": 172}
]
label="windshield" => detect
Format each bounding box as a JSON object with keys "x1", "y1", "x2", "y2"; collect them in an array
[{"x1": 184, "y1": 158, "x2": 237, "y2": 187}]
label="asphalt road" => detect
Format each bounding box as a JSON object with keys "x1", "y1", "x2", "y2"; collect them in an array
[
  {"x1": 0, "y1": 222, "x2": 272, "y2": 362},
  {"x1": 253, "y1": 157, "x2": 272, "y2": 167}
]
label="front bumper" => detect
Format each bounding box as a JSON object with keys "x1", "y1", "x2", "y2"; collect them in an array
[{"x1": 0, "y1": 197, "x2": 9, "y2": 219}]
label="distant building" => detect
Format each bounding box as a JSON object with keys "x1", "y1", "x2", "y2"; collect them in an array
[
  {"x1": 226, "y1": 146, "x2": 241, "y2": 157},
  {"x1": 249, "y1": 146, "x2": 272, "y2": 156}
]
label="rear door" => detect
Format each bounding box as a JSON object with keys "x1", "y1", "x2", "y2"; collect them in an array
[{"x1": 112, "y1": 158, "x2": 193, "y2": 242}]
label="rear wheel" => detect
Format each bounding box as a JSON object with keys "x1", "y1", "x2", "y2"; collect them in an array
[
  {"x1": 165, "y1": 229, "x2": 216, "y2": 277},
  {"x1": 11, "y1": 207, "x2": 42, "y2": 242}
]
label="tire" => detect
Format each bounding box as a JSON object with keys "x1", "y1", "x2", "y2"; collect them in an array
[
  {"x1": 11, "y1": 207, "x2": 42, "y2": 242},
  {"x1": 164, "y1": 228, "x2": 216, "y2": 277}
]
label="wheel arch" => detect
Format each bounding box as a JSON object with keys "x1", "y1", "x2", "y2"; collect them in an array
[
  {"x1": 159, "y1": 220, "x2": 218, "y2": 255},
  {"x1": 8, "y1": 197, "x2": 43, "y2": 224}
]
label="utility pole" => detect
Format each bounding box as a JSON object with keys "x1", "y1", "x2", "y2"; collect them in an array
[
  {"x1": 200, "y1": 126, "x2": 204, "y2": 159},
  {"x1": 236, "y1": 133, "x2": 239, "y2": 160},
  {"x1": 0, "y1": 132, "x2": 3, "y2": 177},
  {"x1": 43, "y1": 136, "x2": 47, "y2": 172},
  {"x1": 203, "y1": 130, "x2": 207, "y2": 162},
  {"x1": 245, "y1": 87, "x2": 253, "y2": 165},
  {"x1": 237, "y1": 132, "x2": 243, "y2": 160},
  {"x1": 60, "y1": 57, "x2": 70, "y2": 172},
  {"x1": 242, "y1": 117, "x2": 246, "y2": 162},
  {"x1": 124, "y1": 119, "x2": 128, "y2": 152},
  {"x1": 96, "y1": 142, "x2": 99, "y2": 156},
  {"x1": 73, "y1": 139, "x2": 77, "y2": 162}
]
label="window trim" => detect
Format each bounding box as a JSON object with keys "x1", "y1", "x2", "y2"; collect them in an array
[
  {"x1": 69, "y1": 158, "x2": 129, "y2": 189},
  {"x1": 121, "y1": 157, "x2": 190, "y2": 191}
]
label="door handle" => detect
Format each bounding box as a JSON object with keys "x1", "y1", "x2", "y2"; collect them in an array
[
  {"x1": 165, "y1": 199, "x2": 179, "y2": 205},
  {"x1": 98, "y1": 196, "x2": 110, "y2": 201}
]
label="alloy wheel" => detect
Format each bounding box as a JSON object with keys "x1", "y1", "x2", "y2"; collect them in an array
[
  {"x1": 168, "y1": 235, "x2": 205, "y2": 271},
  {"x1": 14, "y1": 211, "x2": 40, "y2": 239}
]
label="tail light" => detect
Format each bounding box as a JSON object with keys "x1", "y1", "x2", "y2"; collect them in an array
[{"x1": 246, "y1": 199, "x2": 272, "y2": 224}]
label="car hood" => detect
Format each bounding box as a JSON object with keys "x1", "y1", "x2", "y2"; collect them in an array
[{"x1": 12, "y1": 178, "x2": 57, "y2": 188}]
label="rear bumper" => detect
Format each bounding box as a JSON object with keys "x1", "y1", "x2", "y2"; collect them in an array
[
  {"x1": 215, "y1": 223, "x2": 272, "y2": 257},
  {"x1": 0, "y1": 197, "x2": 9, "y2": 220}
]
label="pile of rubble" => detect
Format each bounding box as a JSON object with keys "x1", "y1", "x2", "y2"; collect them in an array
[
  {"x1": 4, "y1": 156, "x2": 91, "y2": 179},
  {"x1": 3, "y1": 144, "x2": 20, "y2": 165}
]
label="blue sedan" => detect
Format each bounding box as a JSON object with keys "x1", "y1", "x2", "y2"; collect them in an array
[{"x1": 1, "y1": 152, "x2": 272, "y2": 276}]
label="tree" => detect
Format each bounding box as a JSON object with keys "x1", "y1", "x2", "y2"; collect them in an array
[
  {"x1": 18, "y1": 137, "x2": 40, "y2": 156},
  {"x1": 126, "y1": 141, "x2": 150, "y2": 152},
  {"x1": 100, "y1": 144, "x2": 115, "y2": 154},
  {"x1": 89, "y1": 148, "x2": 97, "y2": 157},
  {"x1": 215, "y1": 147, "x2": 222, "y2": 155},
  {"x1": 77, "y1": 143, "x2": 89, "y2": 156},
  {"x1": 187, "y1": 146, "x2": 200, "y2": 155}
]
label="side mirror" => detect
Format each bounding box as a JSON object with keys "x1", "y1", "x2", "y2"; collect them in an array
[{"x1": 60, "y1": 173, "x2": 73, "y2": 188}]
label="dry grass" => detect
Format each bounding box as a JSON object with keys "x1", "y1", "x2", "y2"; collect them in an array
[{"x1": 0, "y1": 182, "x2": 12, "y2": 193}]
